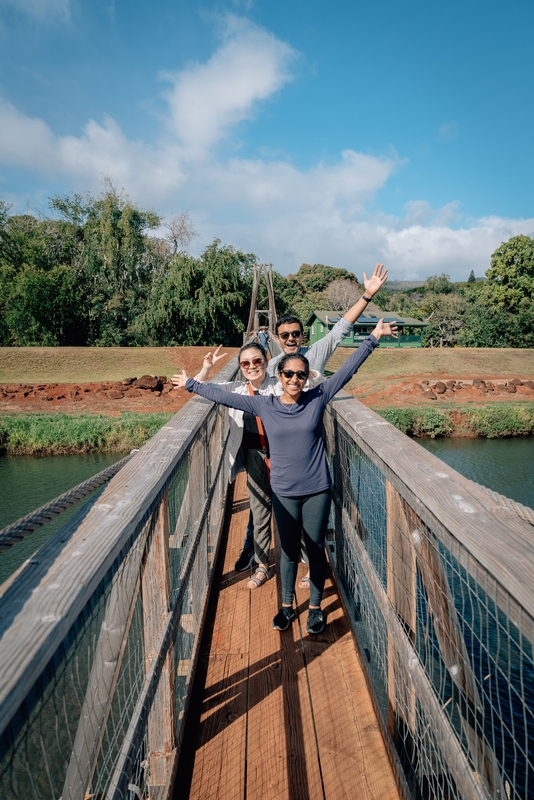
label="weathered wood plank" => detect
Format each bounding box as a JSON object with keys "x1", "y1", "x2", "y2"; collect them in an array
[
  {"x1": 329, "y1": 394, "x2": 534, "y2": 625},
  {"x1": 62, "y1": 511, "x2": 152, "y2": 800},
  {"x1": 185, "y1": 471, "x2": 250, "y2": 800},
  {"x1": 187, "y1": 653, "x2": 248, "y2": 800},
  {"x1": 0, "y1": 360, "x2": 238, "y2": 741},
  {"x1": 302, "y1": 574, "x2": 400, "y2": 800},
  {"x1": 142, "y1": 492, "x2": 175, "y2": 800}
]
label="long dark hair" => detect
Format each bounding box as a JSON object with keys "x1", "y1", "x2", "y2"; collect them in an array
[
  {"x1": 277, "y1": 353, "x2": 310, "y2": 374},
  {"x1": 238, "y1": 342, "x2": 268, "y2": 362}
]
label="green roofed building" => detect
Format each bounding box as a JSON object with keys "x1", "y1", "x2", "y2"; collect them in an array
[{"x1": 305, "y1": 310, "x2": 428, "y2": 348}]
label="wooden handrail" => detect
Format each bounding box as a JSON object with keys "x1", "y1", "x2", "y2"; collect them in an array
[
  {"x1": 0, "y1": 358, "x2": 239, "y2": 743},
  {"x1": 328, "y1": 391, "x2": 534, "y2": 628}
]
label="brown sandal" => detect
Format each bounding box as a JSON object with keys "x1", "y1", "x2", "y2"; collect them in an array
[{"x1": 247, "y1": 565, "x2": 270, "y2": 589}]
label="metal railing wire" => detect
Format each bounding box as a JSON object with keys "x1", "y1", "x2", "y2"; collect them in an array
[
  {"x1": 324, "y1": 392, "x2": 534, "y2": 800},
  {"x1": 0, "y1": 358, "x2": 238, "y2": 800}
]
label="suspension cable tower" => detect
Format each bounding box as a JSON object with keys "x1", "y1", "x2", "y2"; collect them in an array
[{"x1": 244, "y1": 262, "x2": 278, "y2": 342}]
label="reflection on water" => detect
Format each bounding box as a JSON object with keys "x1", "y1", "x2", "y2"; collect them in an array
[
  {"x1": 0, "y1": 452, "x2": 124, "y2": 584},
  {"x1": 417, "y1": 436, "x2": 534, "y2": 509}
]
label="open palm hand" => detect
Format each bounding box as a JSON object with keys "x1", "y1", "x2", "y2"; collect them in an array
[{"x1": 362, "y1": 263, "x2": 388, "y2": 297}]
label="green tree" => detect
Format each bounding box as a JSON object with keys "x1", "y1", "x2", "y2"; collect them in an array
[
  {"x1": 288, "y1": 263, "x2": 359, "y2": 293},
  {"x1": 485, "y1": 234, "x2": 534, "y2": 311},
  {"x1": 467, "y1": 269, "x2": 476, "y2": 283},
  {"x1": 144, "y1": 240, "x2": 255, "y2": 346},
  {"x1": 425, "y1": 273, "x2": 454, "y2": 294},
  {"x1": 420, "y1": 293, "x2": 467, "y2": 347},
  {"x1": 51, "y1": 182, "x2": 162, "y2": 345}
]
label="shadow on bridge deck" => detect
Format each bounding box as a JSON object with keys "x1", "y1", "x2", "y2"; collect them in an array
[{"x1": 174, "y1": 472, "x2": 401, "y2": 800}]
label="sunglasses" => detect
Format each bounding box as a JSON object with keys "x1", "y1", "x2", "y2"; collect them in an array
[
  {"x1": 281, "y1": 369, "x2": 308, "y2": 380},
  {"x1": 240, "y1": 357, "x2": 264, "y2": 369},
  {"x1": 279, "y1": 330, "x2": 302, "y2": 340}
]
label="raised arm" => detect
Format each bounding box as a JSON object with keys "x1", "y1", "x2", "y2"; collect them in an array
[
  {"x1": 172, "y1": 370, "x2": 264, "y2": 414},
  {"x1": 186, "y1": 378, "x2": 264, "y2": 413},
  {"x1": 320, "y1": 319, "x2": 398, "y2": 403},
  {"x1": 193, "y1": 345, "x2": 228, "y2": 381},
  {"x1": 343, "y1": 264, "x2": 388, "y2": 324}
]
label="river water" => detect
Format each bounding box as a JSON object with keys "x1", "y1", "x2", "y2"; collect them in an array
[
  {"x1": 418, "y1": 436, "x2": 534, "y2": 509},
  {"x1": 0, "y1": 452, "x2": 124, "y2": 585},
  {"x1": 1, "y1": 438, "x2": 533, "y2": 584}
]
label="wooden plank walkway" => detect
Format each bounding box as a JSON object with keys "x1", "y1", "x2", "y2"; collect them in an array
[{"x1": 174, "y1": 472, "x2": 401, "y2": 800}]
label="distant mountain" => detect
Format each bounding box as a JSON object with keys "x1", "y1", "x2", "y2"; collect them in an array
[{"x1": 384, "y1": 280, "x2": 426, "y2": 291}]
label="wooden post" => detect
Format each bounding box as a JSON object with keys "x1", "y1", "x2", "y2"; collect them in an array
[
  {"x1": 412, "y1": 520, "x2": 506, "y2": 799},
  {"x1": 142, "y1": 491, "x2": 176, "y2": 800},
  {"x1": 62, "y1": 517, "x2": 152, "y2": 800},
  {"x1": 386, "y1": 481, "x2": 417, "y2": 746}
]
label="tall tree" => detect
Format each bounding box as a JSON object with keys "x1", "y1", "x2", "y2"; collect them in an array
[
  {"x1": 144, "y1": 240, "x2": 255, "y2": 346},
  {"x1": 467, "y1": 269, "x2": 476, "y2": 283},
  {"x1": 485, "y1": 234, "x2": 534, "y2": 311}
]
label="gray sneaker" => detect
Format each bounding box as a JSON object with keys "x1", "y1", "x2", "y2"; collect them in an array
[{"x1": 306, "y1": 608, "x2": 325, "y2": 634}]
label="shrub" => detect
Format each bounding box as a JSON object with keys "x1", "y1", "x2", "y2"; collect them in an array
[{"x1": 0, "y1": 412, "x2": 173, "y2": 455}]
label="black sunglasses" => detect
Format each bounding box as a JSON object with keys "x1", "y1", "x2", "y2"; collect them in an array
[
  {"x1": 279, "y1": 330, "x2": 302, "y2": 340},
  {"x1": 281, "y1": 369, "x2": 308, "y2": 380}
]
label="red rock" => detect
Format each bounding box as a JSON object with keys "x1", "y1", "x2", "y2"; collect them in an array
[
  {"x1": 133, "y1": 375, "x2": 159, "y2": 390},
  {"x1": 157, "y1": 375, "x2": 167, "y2": 384},
  {"x1": 445, "y1": 380, "x2": 456, "y2": 389},
  {"x1": 108, "y1": 390, "x2": 124, "y2": 400},
  {"x1": 434, "y1": 381, "x2": 446, "y2": 394},
  {"x1": 420, "y1": 380, "x2": 429, "y2": 386},
  {"x1": 423, "y1": 389, "x2": 437, "y2": 400},
  {"x1": 509, "y1": 378, "x2": 523, "y2": 386},
  {"x1": 506, "y1": 384, "x2": 517, "y2": 393},
  {"x1": 128, "y1": 389, "x2": 142, "y2": 397},
  {"x1": 524, "y1": 380, "x2": 534, "y2": 389},
  {"x1": 122, "y1": 377, "x2": 137, "y2": 385}
]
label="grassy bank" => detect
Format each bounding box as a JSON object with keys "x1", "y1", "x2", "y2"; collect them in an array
[
  {"x1": 374, "y1": 402, "x2": 534, "y2": 438},
  {"x1": 0, "y1": 412, "x2": 173, "y2": 455}
]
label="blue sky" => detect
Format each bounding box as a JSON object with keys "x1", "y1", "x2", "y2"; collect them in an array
[{"x1": 0, "y1": 0, "x2": 533, "y2": 280}]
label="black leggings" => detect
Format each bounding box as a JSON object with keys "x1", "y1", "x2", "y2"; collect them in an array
[{"x1": 272, "y1": 490, "x2": 331, "y2": 607}]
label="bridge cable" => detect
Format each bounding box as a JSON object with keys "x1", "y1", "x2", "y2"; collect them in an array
[{"x1": 0, "y1": 452, "x2": 134, "y2": 552}]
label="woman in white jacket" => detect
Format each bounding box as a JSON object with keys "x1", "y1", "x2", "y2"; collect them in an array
[{"x1": 193, "y1": 342, "x2": 278, "y2": 589}]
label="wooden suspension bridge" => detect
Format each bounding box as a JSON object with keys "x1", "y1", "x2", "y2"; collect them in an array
[{"x1": 0, "y1": 290, "x2": 533, "y2": 800}]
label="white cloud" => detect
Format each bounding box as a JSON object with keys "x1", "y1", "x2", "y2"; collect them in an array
[
  {"x1": 0, "y1": 0, "x2": 71, "y2": 22},
  {"x1": 438, "y1": 121, "x2": 459, "y2": 142},
  {"x1": 162, "y1": 16, "x2": 296, "y2": 157},
  {"x1": 0, "y1": 17, "x2": 532, "y2": 283}
]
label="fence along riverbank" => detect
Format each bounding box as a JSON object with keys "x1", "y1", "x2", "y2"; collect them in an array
[{"x1": 0, "y1": 356, "x2": 532, "y2": 799}]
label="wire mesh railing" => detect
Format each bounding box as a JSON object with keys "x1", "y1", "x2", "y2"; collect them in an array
[
  {"x1": 0, "y1": 359, "x2": 237, "y2": 800},
  {"x1": 324, "y1": 392, "x2": 534, "y2": 800}
]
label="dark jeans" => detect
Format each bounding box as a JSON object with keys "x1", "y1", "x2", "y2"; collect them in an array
[{"x1": 272, "y1": 490, "x2": 331, "y2": 607}]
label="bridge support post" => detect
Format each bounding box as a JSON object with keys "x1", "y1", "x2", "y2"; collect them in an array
[
  {"x1": 142, "y1": 491, "x2": 176, "y2": 800},
  {"x1": 61, "y1": 514, "x2": 152, "y2": 800},
  {"x1": 386, "y1": 482, "x2": 417, "y2": 765}
]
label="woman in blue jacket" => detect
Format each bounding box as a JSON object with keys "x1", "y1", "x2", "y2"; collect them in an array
[{"x1": 173, "y1": 319, "x2": 397, "y2": 634}]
